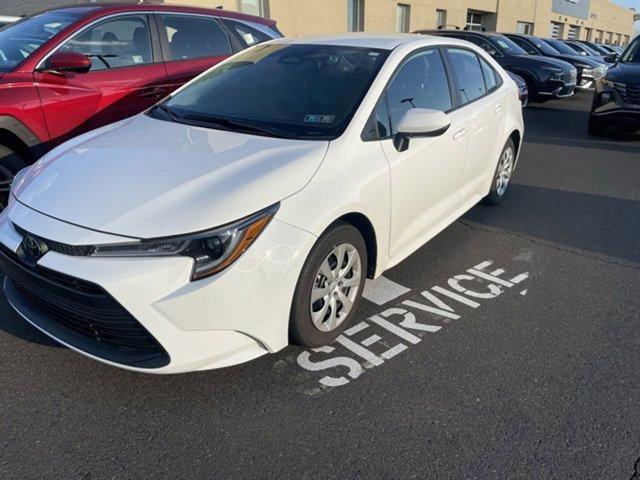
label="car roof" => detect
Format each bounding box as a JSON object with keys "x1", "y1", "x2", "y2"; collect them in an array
[
  {"x1": 271, "y1": 33, "x2": 472, "y2": 50},
  {"x1": 32, "y1": 3, "x2": 275, "y2": 26}
]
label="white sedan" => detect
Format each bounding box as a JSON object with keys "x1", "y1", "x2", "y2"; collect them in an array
[{"x1": 0, "y1": 34, "x2": 523, "y2": 373}]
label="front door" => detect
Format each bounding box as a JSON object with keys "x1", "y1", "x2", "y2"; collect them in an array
[
  {"x1": 380, "y1": 48, "x2": 467, "y2": 258},
  {"x1": 34, "y1": 13, "x2": 169, "y2": 146}
]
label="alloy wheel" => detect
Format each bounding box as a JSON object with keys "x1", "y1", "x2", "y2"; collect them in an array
[
  {"x1": 496, "y1": 146, "x2": 514, "y2": 196},
  {"x1": 310, "y1": 243, "x2": 362, "y2": 332}
]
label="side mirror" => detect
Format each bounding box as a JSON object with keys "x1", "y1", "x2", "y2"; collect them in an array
[
  {"x1": 46, "y1": 51, "x2": 92, "y2": 74},
  {"x1": 603, "y1": 53, "x2": 618, "y2": 63},
  {"x1": 394, "y1": 108, "x2": 451, "y2": 152}
]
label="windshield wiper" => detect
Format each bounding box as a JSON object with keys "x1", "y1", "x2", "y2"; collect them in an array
[
  {"x1": 179, "y1": 114, "x2": 297, "y2": 139},
  {"x1": 150, "y1": 104, "x2": 181, "y2": 122}
]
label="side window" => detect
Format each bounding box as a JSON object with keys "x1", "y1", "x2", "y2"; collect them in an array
[
  {"x1": 479, "y1": 56, "x2": 500, "y2": 92},
  {"x1": 59, "y1": 15, "x2": 152, "y2": 71},
  {"x1": 446, "y1": 48, "x2": 486, "y2": 104},
  {"x1": 161, "y1": 14, "x2": 232, "y2": 61},
  {"x1": 224, "y1": 19, "x2": 270, "y2": 47},
  {"x1": 511, "y1": 37, "x2": 536, "y2": 55},
  {"x1": 362, "y1": 97, "x2": 391, "y2": 141},
  {"x1": 386, "y1": 49, "x2": 452, "y2": 134}
]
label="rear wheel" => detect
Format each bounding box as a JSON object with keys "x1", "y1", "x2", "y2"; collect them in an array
[
  {"x1": 484, "y1": 138, "x2": 515, "y2": 206},
  {"x1": 289, "y1": 222, "x2": 367, "y2": 347},
  {"x1": 0, "y1": 145, "x2": 27, "y2": 210}
]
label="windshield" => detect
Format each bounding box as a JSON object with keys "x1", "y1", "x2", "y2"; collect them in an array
[
  {"x1": 543, "y1": 39, "x2": 579, "y2": 55},
  {"x1": 491, "y1": 35, "x2": 528, "y2": 56},
  {"x1": 531, "y1": 37, "x2": 560, "y2": 55},
  {"x1": 0, "y1": 12, "x2": 79, "y2": 72},
  {"x1": 154, "y1": 43, "x2": 390, "y2": 140},
  {"x1": 621, "y1": 38, "x2": 640, "y2": 63}
]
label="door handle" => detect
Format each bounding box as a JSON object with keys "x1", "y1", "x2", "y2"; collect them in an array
[
  {"x1": 493, "y1": 105, "x2": 504, "y2": 114},
  {"x1": 452, "y1": 128, "x2": 467, "y2": 140}
]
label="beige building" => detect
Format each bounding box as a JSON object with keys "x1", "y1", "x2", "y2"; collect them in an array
[{"x1": 168, "y1": 0, "x2": 636, "y2": 45}]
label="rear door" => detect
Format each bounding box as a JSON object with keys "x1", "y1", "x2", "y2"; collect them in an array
[
  {"x1": 445, "y1": 47, "x2": 506, "y2": 202},
  {"x1": 157, "y1": 13, "x2": 235, "y2": 93},
  {"x1": 34, "y1": 13, "x2": 169, "y2": 145}
]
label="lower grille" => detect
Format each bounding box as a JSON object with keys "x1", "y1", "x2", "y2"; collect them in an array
[
  {"x1": 0, "y1": 244, "x2": 169, "y2": 368},
  {"x1": 617, "y1": 84, "x2": 640, "y2": 105}
]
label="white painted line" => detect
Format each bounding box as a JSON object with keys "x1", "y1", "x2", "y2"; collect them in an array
[
  {"x1": 381, "y1": 344, "x2": 407, "y2": 360},
  {"x1": 336, "y1": 335, "x2": 384, "y2": 366},
  {"x1": 370, "y1": 315, "x2": 421, "y2": 344},
  {"x1": 344, "y1": 321, "x2": 369, "y2": 336},
  {"x1": 468, "y1": 268, "x2": 514, "y2": 287},
  {"x1": 361, "y1": 334, "x2": 381, "y2": 346},
  {"x1": 431, "y1": 286, "x2": 480, "y2": 308},
  {"x1": 520, "y1": 289, "x2": 528, "y2": 296},
  {"x1": 362, "y1": 276, "x2": 411, "y2": 306},
  {"x1": 511, "y1": 273, "x2": 530, "y2": 284}
]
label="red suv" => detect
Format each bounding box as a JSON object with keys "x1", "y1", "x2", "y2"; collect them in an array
[{"x1": 0, "y1": 4, "x2": 280, "y2": 206}]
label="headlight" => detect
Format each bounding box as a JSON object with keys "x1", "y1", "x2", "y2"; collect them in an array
[
  {"x1": 542, "y1": 67, "x2": 564, "y2": 81},
  {"x1": 591, "y1": 65, "x2": 608, "y2": 81},
  {"x1": 90, "y1": 203, "x2": 279, "y2": 280}
]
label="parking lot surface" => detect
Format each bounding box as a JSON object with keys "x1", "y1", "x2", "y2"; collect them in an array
[{"x1": 1, "y1": 93, "x2": 639, "y2": 479}]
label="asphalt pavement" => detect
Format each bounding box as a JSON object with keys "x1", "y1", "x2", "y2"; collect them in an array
[{"x1": 1, "y1": 93, "x2": 639, "y2": 480}]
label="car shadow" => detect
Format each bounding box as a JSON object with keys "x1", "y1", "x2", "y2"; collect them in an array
[{"x1": 463, "y1": 183, "x2": 640, "y2": 265}]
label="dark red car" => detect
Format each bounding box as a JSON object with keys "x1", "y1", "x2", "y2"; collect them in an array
[{"x1": 0, "y1": 3, "x2": 281, "y2": 206}]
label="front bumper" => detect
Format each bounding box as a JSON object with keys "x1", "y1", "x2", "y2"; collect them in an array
[
  {"x1": 591, "y1": 89, "x2": 640, "y2": 128},
  {"x1": 539, "y1": 82, "x2": 576, "y2": 98},
  {"x1": 0, "y1": 201, "x2": 316, "y2": 373}
]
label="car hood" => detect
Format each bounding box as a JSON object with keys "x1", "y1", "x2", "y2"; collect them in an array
[
  {"x1": 14, "y1": 114, "x2": 328, "y2": 239},
  {"x1": 526, "y1": 55, "x2": 575, "y2": 71},
  {"x1": 551, "y1": 54, "x2": 603, "y2": 67},
  {"x1": 607, "y1": 63, "x2": 640, "y2": 84}
]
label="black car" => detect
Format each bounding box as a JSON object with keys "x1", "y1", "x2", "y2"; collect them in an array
[
  {"x1": 417, "y1": 30, "x2": 577, "y2": 102},
  {"x1": 504, "y1": 33, "x2": 608, "y2": 91},
  {"x1": 588, "y1": 36, "x2": 640, "y2": 135},
  {"x1": 507, "y1": 71, "x2": 529, "y2": 107},
  {"x1": 561, "y1": 40, "x2": 611, "y2": 64}
]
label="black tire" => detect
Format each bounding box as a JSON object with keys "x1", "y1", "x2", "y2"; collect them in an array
[
  {"x1": 588, "y1": 115, "x2": 607, "y2": 136},
  {"x1": 0, "y1": 145, "x2": 27, "y2": 211},
  {"x1": 483, "y1": 138, "x2": 516, "y2": 206},
  {"x1": 522, "y1": 76, "x2": 540, "y2": 103},
  {"x1": 289, "y1": 221, "x2": 368, "y2": 347}
]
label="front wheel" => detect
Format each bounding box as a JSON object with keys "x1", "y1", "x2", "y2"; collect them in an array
[
  {"x1": 0, "y1": 145, "x2": 27, "y2": 211},
  {"x1": 289, "y1": 222, "x2": 367, "y2": 347},
  {"x1": 483, "y1": 138, "x2": 515, "y2": 206}
]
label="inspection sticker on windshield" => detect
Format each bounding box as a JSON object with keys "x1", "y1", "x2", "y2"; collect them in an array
[
  {"x1": 283, "y1": 258, "x2": 531, "y2": 395},
  {"x1": 303, "y1": 115, "x2": 335, "y2": 124}
]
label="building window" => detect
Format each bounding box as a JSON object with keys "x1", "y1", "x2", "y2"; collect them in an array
[
  {"x1": 436, "y1": 9, "x2": 447, "y2": 29},
  {"x1": 516, "y1": 21, "x2": 534, "y2": 35},
  {"x1": 550, "y1": 22, "x2": 564, "y2": 39},
  {"x1": 567, "y1": 25, "x2": 580, "y2": 40},
  {"x1": 466, "y1": 11, "x2": 484, "y2": 31},
  {"x1": 238, "y1": 0, "x2": 269, "y2": 18},
  {"x1": 396, "y1": 4, "x2": 410, "y2": 33},
  {"x1": 348, "y1": 0, "x2": 365, "y2": 32}
]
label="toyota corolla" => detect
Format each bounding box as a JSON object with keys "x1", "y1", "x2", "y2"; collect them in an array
[{"x1": 0, "y1": 35, "x2": 524, "y2": 373}]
